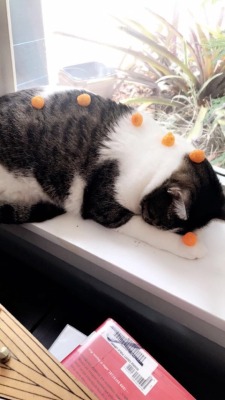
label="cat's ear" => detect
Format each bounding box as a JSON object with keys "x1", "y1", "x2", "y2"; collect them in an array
[{"x1": 167, "y1": 186, "x2": 189, "y2": 220}]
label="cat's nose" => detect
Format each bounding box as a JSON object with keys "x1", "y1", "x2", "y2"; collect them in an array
[
  {"x1": 141, "y1": 201, "x2": 148, "y2": 218},
  {"x1": 141, "y1": 201, "x2": 153, "y2": 223}
]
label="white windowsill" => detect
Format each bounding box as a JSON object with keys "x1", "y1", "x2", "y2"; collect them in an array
[{"x1": 2, "y1": 210, "x2": 225, "y2": 349}]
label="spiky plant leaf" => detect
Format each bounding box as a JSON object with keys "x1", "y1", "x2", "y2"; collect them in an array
[
  {"x1": 121, "y1": 96, "x2": 182, "y2": 107},
  {"x1": 119, "y1": 25, "x2": 199, "y2": 86}
]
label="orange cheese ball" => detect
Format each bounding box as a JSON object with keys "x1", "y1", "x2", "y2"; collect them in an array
[
  {"x1": 77, "y1": 93, "x2": 91, "y2": 107},
  {"x1": 182, "y1": 232, "x2": 198, "y2": 247},
  {"x1": 131, "y1": 112, "x2": 143, "y2": 127},
  {"x1": 189, "y1": 149, "x2": 205, "y2": 163},
  {"x1": 161, "y1": 132, "x2": 175, "y2": 147},
  {"x1": 31, "y1": 96, "x2": 45, "y2": 109}
]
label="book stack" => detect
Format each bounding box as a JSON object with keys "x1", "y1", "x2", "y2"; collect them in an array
[{"x1": 50, "y1": 318, "x2": 195, "y2": 400}]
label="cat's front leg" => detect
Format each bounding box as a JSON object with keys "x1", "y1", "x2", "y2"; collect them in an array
[{"x1": 116, "y1": 215, "x2": 207, "y2": 259}]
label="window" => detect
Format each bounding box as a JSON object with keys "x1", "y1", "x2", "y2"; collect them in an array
[
  {"x1": 8, "y1": 0, "x2": 48, "y2": 89},
  {"x1": 1, "y1": 0, "x2": 225, "y2": 173}
]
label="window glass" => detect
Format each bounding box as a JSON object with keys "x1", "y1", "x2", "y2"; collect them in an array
[
  {"x1": 9, "y1": 0, "x2": 48, "y2": 89},
  {"x1": 7, "y1": 0, "x2": 225, "y2": 171}
]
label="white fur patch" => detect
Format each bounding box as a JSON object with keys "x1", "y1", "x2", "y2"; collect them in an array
[
  {"x1": 100, "y1": 113, "x2": 194, "y2": 213},
  {"x1": 64, "y1": 174, "x2": 86, "y2": 214},
  {"x1": 0, "y1": 165, "x2": 50, "y2": 204}
]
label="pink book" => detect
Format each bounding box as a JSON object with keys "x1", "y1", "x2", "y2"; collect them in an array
[{"x1": 62, "y1": 318, "x2": 195, "y2": 400}]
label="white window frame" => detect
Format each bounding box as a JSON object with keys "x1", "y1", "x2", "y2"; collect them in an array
[{"x1": 0, "y1": 0, "x2": 16, "y2": 96}]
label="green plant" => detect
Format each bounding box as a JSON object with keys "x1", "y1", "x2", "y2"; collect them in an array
[
  {"x1": 117, "y1": 10, "x2": 225, "y2": 95},
  {"x1": 55, "y1": 3, "x2": 225, "y2": 167},
  {"x1": 112, "y1": 6, "x2": 225, "y2": 166}
]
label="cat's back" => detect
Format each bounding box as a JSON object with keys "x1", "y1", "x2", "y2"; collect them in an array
[
  {"x1": 0, "y1": 87, "x2": 128, "y2": 141},
  {"x1": 0, "y1": 87, "x2": 131, "y2": 172}
]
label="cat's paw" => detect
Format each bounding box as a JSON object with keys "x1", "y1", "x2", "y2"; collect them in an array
[{"x1": 175, "y1": 239, "x2": 207, "y2": 259}]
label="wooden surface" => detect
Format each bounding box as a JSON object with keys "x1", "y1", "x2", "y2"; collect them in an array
[{"x1": 0, "y1": 305, "x2": 97, "y2": 400}]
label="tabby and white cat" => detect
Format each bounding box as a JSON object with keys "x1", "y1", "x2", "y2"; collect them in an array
[{"x1": 0, "y1": 87, "x2": 224, "y2": 259}]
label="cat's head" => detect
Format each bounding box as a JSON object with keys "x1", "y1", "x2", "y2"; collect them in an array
[{"x1": 141, "y1": 154, "x2": 225, "y2": 234}]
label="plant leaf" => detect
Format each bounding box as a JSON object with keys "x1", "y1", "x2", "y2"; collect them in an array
[
  {"x1": 119, "y1": 25, "x2": 199, "y2": 87},
  {"x1": 193, "y1": 20, "x2": 214, "y2": 79},
  {"x1": 121, "y1": 96, "x2": 182, "y2": 107},
  {"x1": 146, "y1": 9, "x2": 202, "y2": 72}
]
